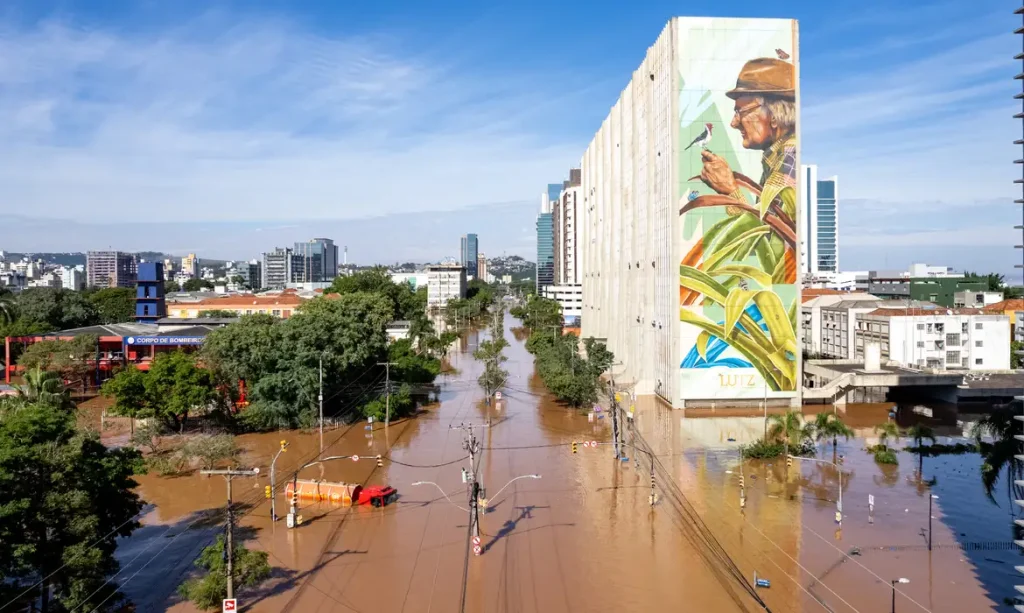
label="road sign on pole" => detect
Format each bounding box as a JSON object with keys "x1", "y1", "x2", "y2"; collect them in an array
[
  {"x1": 223, "y1": 599, "x2": 237, "y2": 612},
  {"x1": 473, "y1": 545, "x2": 482, "y2": 556},
  {"x1": 472, "y1": 536, "x2": 481, "y2": 546},
  {"x1": 352, "y1": 455, "x2": 359, "y2": 462},
  {"x1": 495, "y1": 391, "x2": 502, "y2": 400},
  {"x1": 590, "y1": 441, "x2": 597, "y2": 448}
]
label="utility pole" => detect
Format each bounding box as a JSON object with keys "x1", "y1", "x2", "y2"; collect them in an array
[
  {"x1": 377, "y1": 361, "x2": 398, "y2": 427},
  {"x1": 201, "y1": 467, "x2": 260, "y2": 600},
  {"x1": 610, "y1": 378, "x2": 621, "y2": 460},
  {"x1": 318, "y1": 353, "x2": 325, "y2": 455}
]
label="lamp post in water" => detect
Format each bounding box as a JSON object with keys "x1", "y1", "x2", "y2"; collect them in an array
[{"x1": 891, "y1": 577, "x2": 909, "y2": 613}]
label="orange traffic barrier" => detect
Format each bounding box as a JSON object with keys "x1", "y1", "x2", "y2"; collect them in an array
[{"x1": 284, "y1": 479, "x2": 357, "y2": 505}]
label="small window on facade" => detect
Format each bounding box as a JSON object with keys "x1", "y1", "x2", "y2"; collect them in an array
[
  {"x1": 975, "y1": 340, "x2": 983, "y2": 347},
  {"x1": 975, "y1": 322, "x2": 983, "y2": 330},
  {"x1": 975, "y1": 358, "x2": 983, "y2": 365}
]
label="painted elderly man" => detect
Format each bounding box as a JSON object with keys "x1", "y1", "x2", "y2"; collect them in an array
[{"x1": 699, "y1": 57, "x2": 797, "y2": 205}]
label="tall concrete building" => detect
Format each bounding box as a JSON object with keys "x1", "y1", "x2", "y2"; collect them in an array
[
  {"x1": 294, "y1": 238, "x2": 338, "y2": 282},
  {"x1": 553, "y1": 169, "x2": 582, "y2": 285},
  {"x1": 181, "y1": 253, "x2": 200, "y2": 278},
  {"x1": 261, "y1": 247, "x2": 294, "y2": 290},
  {"x1": 427, "y1": 263, "x2": 467, "y2": 308},
  {"x1": 580, "y1": 17, "x2": 801, "y2": 408},
  {"x1": 460, "y1": 234, "x2": 479, "y2": 277},
  {"x1": 61, "y1": 266, "x2": 84, "y2": 291},
  {"x1": 86, "y1": 251, "x2": 137, "y2": 288},
  {"x1": 477, "y1": 253, "x2": 488, "y2": 282},
  {"x1": 799, "y1": 165, "x2": 839, "y2": 274}
]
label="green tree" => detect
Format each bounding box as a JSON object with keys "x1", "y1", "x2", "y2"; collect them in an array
[
  {"x1": 177, "y1": 535, "x2": 271, "y2": 611},
  {"x1": 0, "y1": 402, "x2": 144, "y2": 612},
  {"x1": 512, "y1": 295, "x2": 562, "y2": 332},
  {"x1": 17, "y1": 335, "x2": 98, "y2": 391},
  {"x1": 812, "y1": 412, "x2": 854, "y2": 464},
  {"x1": 182, "y1": 278, "x2": 215, "y2": 292},
  {"x1": 164, "y1": 279, "x2": 180, "y2": 294},
  {"x1": 1013, "y1": 341, "x2": 1024, "y2": 369},
  {"x1": 16, "y1": 287, "x2": 98, "y2": 330},
  {"x1": 972, "y1": 403, "x2": 1022, "y2": 502},
  {"x1": 767, "y1": 410, "x2": 815, "y2": 454},
  {"x1": 531, "y1": 333, "x2": 612, "y2": 409},
  {"x1": 874, "y1": 421, "x2": 901, "y2": 450},
  {"x1": 15, "y1": 366, "x2": 73, "y2": 410},
  {"x1": 963, "y1": 271, "x2": 1006, "y2": 292},
  {"x1": 87, "y1": 287, "x2": 135, "y2": 324},
  {"x1": 388, "y1": 339, "x2": 441, "y2": 384},
  {"x1": 200, "y1": 310, "x2": 239, "y2": 318},
  {"x1": 0, "y1": 294, "x2": 15, "y2": 324},
  {"x1": 103, "y1": 351, "x2": 221, "y2": 432},
  {"x1": 328, "y1": 267, "x2": 423, "y2": 320}
]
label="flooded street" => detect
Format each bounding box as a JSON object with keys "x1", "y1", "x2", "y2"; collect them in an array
[{"x1": 117, "y1": 317, "x2": 1013, "y2": 612}]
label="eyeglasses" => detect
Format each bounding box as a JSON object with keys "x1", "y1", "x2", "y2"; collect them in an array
[{"x1": 733, "y1": 102, "x2": 762, "y2": 119}]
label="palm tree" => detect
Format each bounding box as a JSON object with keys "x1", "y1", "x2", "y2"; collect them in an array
[
  {"x1": 0, "y1": 295, "x2": 14, "y2": 325},
  {"x1": 874, "y1": 421, "x2": 901, "y2": 450},
  {"x1": 16, "y1": 366, "x2": 73, "y2": 410},
  {"x1": 767, "y1": 410, "x2": 815, "y2": 454},
  {"x1": 813, "y1": 412, "x2": 855, "y2": 464},
  {"x1": 906, "y1": 423, "x2": 936, "y2": 477},
  {"x1": 971, "y1": 402, "x2": 1022, "y2": 503}
]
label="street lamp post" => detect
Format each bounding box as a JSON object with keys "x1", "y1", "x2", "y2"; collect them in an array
[
  {"x1": 928, "y1": 494, "x2": 938, "y2": 551},
  {"x1": 891, "y1": 577, "x2": 910, "y2": 613},
  {"x1": 788, "y1": 455, "x2": 843, "y2": 524},
  {"x1": 270, "y1": 440, "x2": 288, "y2": 522}
]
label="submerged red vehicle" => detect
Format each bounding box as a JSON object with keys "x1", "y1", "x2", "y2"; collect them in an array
[{"x1": 356, "y1": 484, "x2": 398, "y2": 507}]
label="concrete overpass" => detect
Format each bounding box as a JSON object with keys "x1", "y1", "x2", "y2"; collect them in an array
[{"x1": 803, "y1": 360, "x2": 965, "y2": 405}]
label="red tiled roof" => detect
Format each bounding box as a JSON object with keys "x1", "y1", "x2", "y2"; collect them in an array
[
  {"x1": 984, "y1": 299, "x2": 1024, "y2": 312},
  {"x1": 170, "y1": 294, "x2": 305, "y2": 307},
  {"x1": 801, "y1": 288, "x2": 851, "y2": 304}
]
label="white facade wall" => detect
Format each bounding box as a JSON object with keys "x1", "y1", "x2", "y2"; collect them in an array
[
  {"x1": 858, "y1": 313, "x2": 1010, "y2": 371},
  {"x1": 61, "y1": 266, "x2": 84, "y2": 291},
  {"x1": 558, "y1": 186, "x2": 581, "y2": 285},
  {"x1": 582, "y1": 21, "x2": 675, "y2": 400}
]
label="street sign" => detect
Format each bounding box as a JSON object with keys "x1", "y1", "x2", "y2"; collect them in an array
[
  {"x1": 868, "y1": 494, "x2": 875, "y2": 506},
  {"x1": 588, "y1": 412, "x2": 594, "y2": 423},
  {"x1": 495, "y1": 391, "x2": 502, "y2": 400},
  {"x1": 472, "y1": 536, "x2": 481, "y2": 546},
  {"x1": 755, "y1": 579, "x2": 771, "y2": 589},
  {"x1": 352, "y1": 455, "x2": 359, "y2": 462},
  {"x1": 223, "y1": 599, "x2": 237, "y2": 612},
  {"x1": 590, "y1": 441, "x2": 597, "y2": 448},
  {"x1": 473, "y1": 545, "x2": 482, "y2": 556}
]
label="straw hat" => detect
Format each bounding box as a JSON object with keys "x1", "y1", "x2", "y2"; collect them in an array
[{"x1": 725, "y1": 58, "x2": 795, "y2": 100}]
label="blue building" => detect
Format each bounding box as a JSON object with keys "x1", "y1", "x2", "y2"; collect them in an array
[
  {"x1": 536, "y1": 186, "x2": 559, "y2": 292},
  {"x1": 135, "y1": 262, "x2": 166, "y2": 323},
  {"x1": 460, "y1": 233, "x2": 479, "y2": 277},
  {"x1": 799, "y1": 165, "x2": 839, "y2": 274}
]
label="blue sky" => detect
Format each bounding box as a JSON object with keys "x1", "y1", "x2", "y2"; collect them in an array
[{"x1": 0, "y1": 0, "x2": 1016, "y2": 276}]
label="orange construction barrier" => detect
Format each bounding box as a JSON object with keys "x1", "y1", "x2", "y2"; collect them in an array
[{"x1": 284, "y1": 479, "x2": 358, "y2": 505}]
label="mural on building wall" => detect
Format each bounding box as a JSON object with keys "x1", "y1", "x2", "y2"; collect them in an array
[{"x1": 677, "y1": 20, "x2": 799, "y2": 398}]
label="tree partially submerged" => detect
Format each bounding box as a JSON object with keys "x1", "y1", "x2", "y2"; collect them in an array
[{"x1": 178, "y1": 535, "x2": 270, "y2": 611}]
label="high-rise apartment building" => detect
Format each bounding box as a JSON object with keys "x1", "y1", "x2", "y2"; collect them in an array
[
  {"x1": 293, "y1": 238, "x2": 338, "y2": 282},
  {"x1": 61, "y1": 266, "x2": 84, "y2": 291},
  {"x1": 427, "y1": 263, "x2": 467, "y2": 308},
  {"x1": 181, "y1": 253, "x2": 199, "y2": 278},
  {"x1": 460, "y1": 234, "x2": 479, "y2": 277},
  {"x1": 477, "y1": 253, "x2": 488, "y2": 282},
  {"x1": 261, "y1": 247, "x2": 294, "y2": 290},
  {"x1": 553, "y1": 169, "x2": 582, "y2": 285},
  {"x1": 87, "y1": 251, "x2": 137, "y2": 288},
  {"x1": 799, "y1": 165, "x2": 839, "y2": 274}
]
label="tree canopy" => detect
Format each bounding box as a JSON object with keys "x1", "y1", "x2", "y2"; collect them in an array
[
  {"x1": 182, "y1": 278, "x2": 214, "y2": 292},
  {"x1": 14, "y1": 288, "x2": 98, "y2": 331},
  {"x1": 177, "y1": 535, "x2": 270, "y2": 611},
  {"x1": 0, "y1": 399, "x2": 145, "y2": 612},
  {"x1": 18, "y1": 335, "x2": 98, "y2": 390},
  {"x1": 87, "y1": 287, "x2": 135, "y2": 324},
  {"x1": 103, "y1": 351, "x2": 222, "y2": 431}
]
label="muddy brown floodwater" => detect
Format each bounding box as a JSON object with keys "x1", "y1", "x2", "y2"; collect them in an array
[{"x1": 116, "y1": 317, "x2": 1002, "y2": 612}]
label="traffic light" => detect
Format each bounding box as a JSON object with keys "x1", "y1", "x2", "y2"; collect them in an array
[
  {"x1": 280, "y1": 440, "x2": 288, "y2": 452},
  {"x1": 786, "y1": 456, "x2": 793, "y2": 468},
  {"x1": 376, "y1": 454, "x2": 383, "y2": 468},
  {"x1": 739, "y1": 475, "x2": 745, "y2": 488},
  {"x1": 571, "y1": 441, "x2": 578, "y2": 454},
  {"x1": 265, "y1": 485, "x2": 272, "y2": 499}
]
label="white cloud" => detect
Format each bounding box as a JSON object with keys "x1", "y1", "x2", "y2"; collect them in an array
[{"x1": 0, "y1": 15, "x2": 584, "y2": 223}]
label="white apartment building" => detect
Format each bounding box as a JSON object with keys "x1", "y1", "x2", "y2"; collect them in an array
[
  {"x1": 800, "y1": 293, "x2": 880, "y2": 357},
  {"x1": 391, "y1": 272, "x2": 429, "y2": 291},
  {"x1": 553, "y1": 170, "x2": 582, "y2": 286},
  {"x1": 61, "y1": 266, "x2": 85, "y2": 291},
  {"x1": 426, "y1": 263, "x2": 466, "y2": 308},
  {"x1": 855, "y1": 308, "x2": 1010, "y2": 371},
  {"x1": 541, "y1": 285, "x2": 583, "y2": 326}
]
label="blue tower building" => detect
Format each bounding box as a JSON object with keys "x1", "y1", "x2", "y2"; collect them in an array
[{"x1": 135, "y1": 262, "x2": 166, "y2": 323}]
